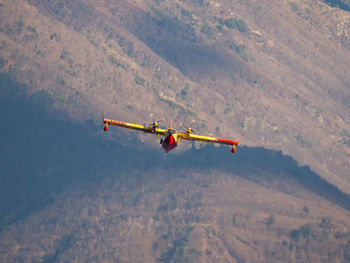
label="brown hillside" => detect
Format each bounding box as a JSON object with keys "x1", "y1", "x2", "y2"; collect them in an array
[
  {"x1": 1, "y1": 0, "x2": 349, "y2": 193},
  {"x1": 0, "y1": 77, "x2": 349, "y2": 262}
]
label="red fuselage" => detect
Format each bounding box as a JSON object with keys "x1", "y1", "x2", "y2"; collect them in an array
[{"x1": 162, "y1": 133, "x2": 178, "y2": 153}]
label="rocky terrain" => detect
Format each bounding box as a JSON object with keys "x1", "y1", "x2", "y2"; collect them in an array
[{"x1": 1, "y1": 0, "x2": 350, "y2": 262}]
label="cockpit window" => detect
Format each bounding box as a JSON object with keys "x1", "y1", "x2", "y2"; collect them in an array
[{"x1": 167, "y1": 129, "x2": 177, "y2": 134}]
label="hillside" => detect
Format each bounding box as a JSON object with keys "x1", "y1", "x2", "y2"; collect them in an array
[
  {"x1": 1, "y1": 0, "x2": 350, "y2": 262},
  {"x1": 0, "y1": 75, "x2": 350, "y2": 262},
  {"x1": 0, "y1": 0, "x2": 349, "y2": 193}
]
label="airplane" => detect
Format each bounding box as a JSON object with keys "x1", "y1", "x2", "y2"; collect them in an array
[{"x1": 102, "y1": 116, "x2": 239, "y2": 153}]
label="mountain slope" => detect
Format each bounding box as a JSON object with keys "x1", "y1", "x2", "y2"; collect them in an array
[
  {"x1": 0, "y1": 76, "x2": 350, "y2": 263},
  {"x1": 0, "y1": 0, "x2": 349, "y2": 193}
]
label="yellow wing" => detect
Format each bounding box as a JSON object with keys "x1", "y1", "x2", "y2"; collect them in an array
[
  {"x1": 178, "y1": 132, "x2": 239, "y2": 153},
  {"x1": 103, "y1": 117, "x2": 167, "y2": 135}
]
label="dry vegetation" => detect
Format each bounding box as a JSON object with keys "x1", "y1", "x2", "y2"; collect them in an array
[
  {"x1": 0, "y1": 0, "x2": 349, "y2": 193},
  {"x1": 1, "y1": 168, "x2": 350, "y2": 263},
  {"x1": 0, "y1": 78, "x2": 349, "y2": 262},
  {"x1": 1, "y1": 0, "x2": 350, "y2": 262}
]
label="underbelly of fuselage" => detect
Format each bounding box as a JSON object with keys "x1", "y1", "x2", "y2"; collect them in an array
[{"x1": 162, "y1": 134, "x2": 177, "y2": 153}]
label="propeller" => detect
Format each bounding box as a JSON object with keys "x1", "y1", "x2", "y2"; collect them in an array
[
  {"x1": 180, "y1": 120, "x2": 196, "y2": 134},
  {"x1": 148, "y1": 113, "x2": 164, "y2": 128}
]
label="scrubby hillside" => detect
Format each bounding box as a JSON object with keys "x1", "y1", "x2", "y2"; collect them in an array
[
  {"x1": 0, "y1": 0, "x2": 349, "y2": 193},
  {"x1": 1, "y1": 0, "x2": 350, "y2": 262},
  {"x1": 0, "y1": 77, "x2": 350, "y2": 263}
]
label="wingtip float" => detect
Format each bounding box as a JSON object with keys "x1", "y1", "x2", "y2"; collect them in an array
[{"x1": 103, "y1": 116, "x2": 239, "y2": 154}]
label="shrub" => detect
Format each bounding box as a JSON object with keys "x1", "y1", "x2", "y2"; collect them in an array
[
  {"x1": 181, "y1": 8, "x2": 193, "y2": 21},
  {"x1": 296, "y1": 135, "x2": 312, "y2": 149},
  {"x1": 0, "y1": 57, "x2": 7, "y2": 69},
  {"x1": 265, "y1": 214, "x2": 275, "y2": 228},
  {"x1": 135, "y1": 75, "x2": 145, "y2": 85},
  {"x1": 108, "y1": 56, "x2": 127, "y2": 70},
  {"x1": 179, "y1": 88, "x2": 188, "y2": 99},
  {"x1": 289, "y1": 224, "x2": 314, "y2": 242},
  {"x1": 126, "y1": 105, "x2": 135, "y2": 112},
  {"x1": 300, "y1": 224, "x2": 314, "y2": 241},
  {"x1": 24, "y1": 34, "x2": 38, "y2": 41},
  {"x1": 232, "y1": 213, "x2": 237, "y2": 226},
  {"x1": 343, "y1": 137, "x2": 350, "y2": 147},
  {"x1": 60, "y1": 49, "x2": 69, "y2": 60},
  {"x1": 200, "y1": 24, "x2": 215, "y2": 39},
  {"x1": 224, "y1": 18, "x2": 247, "y2": 32},
  {"x1": 26, "y1": 26, "x2": 36, "y2": 33},
  {"x1": 50, "y1": 33, "x2": 60, "y2": 40}
]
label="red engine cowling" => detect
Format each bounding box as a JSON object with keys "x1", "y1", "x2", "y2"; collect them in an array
[{"x1": 104, "y1": 124, "x2": 108, "y2": 132}]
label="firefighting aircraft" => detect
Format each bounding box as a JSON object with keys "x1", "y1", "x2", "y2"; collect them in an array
[{"x1": 103, "y1": 116, "x2": 239, "y2": 153}]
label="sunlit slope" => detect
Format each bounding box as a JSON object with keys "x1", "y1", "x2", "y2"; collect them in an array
[
  {"x1": 2, "y1": 170, "x2": 350, "y2": 263},
  {"x1": 0, "y1": 0, "x2": 349, "y2": 192},
  {"x1": 0, "y1": 79, "x2": 349, "y2": 263}
]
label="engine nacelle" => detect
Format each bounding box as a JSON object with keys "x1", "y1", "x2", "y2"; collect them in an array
[{"x1": 104, "y1": 123, "x2": 108, "y2": 132}]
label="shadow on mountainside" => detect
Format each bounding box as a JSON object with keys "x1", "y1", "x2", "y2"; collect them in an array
[
  {"x1": 323, "y1": 0, "x2": 350, "y2": 12},
  {"x1": 25, "y1": 1, "x2": 255, "y2": 83},
  {"x1": 0, "y1": 73, "x2": 349, "y2": 230},
  {"x1": 126, "y1": 9, "x2": 253, "y2": 82}
]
